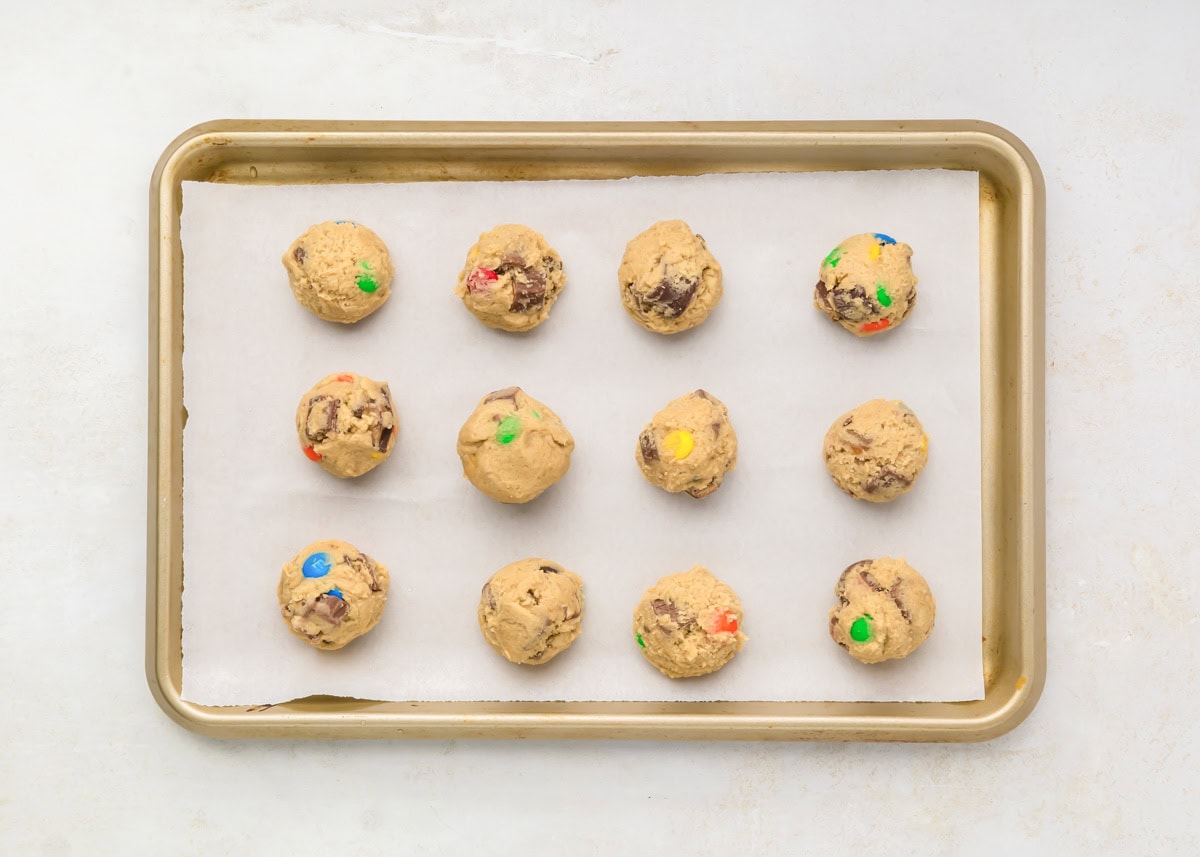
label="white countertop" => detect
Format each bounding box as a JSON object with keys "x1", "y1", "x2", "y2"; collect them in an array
[{"x1": 3, "y1": 1, "x2": 1197, "y2": 852}]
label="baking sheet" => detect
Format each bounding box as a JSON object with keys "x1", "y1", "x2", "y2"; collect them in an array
[{"x1": 180, "y1": 170, "x2": 982, "y2": 705}]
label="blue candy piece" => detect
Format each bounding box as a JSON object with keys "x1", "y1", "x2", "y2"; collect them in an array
[
  {"x1": 325, "y1": 588, "x2": 344, "y2": 600},
  {"x1": 873, "y1": 232, "x2": 896, "y2": 245},
  {"x1": 333, "y1": 220, "x2": 358, "y2": 227},
  {"x1": 302, "y1": 552, "x2": 332, "y2": 579}
]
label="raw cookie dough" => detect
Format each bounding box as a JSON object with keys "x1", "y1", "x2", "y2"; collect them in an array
[
  {"x1": 636, "y1": 389, "x2": 738, "y2": 499},
  {"x1": 454, "y1": 224, "x2": 566, "y2": 332},
  {"x1": 828, "y1": 557, "x2": 935, "y2": 663},
  {"x1": 618, "y1": 219, "x2": 723, "y2": 335},
  {"x1": 282, "y1": 220, "x2": 394, "y2": 323},
  {"x1": 814, "y1": 232, "x2": 917, "y2": 336},
  {"x1": 278, "y1": 539, "x2": 390, "y2": 650},
  {"x1": 477, "y1": 558, "x2": 584, "y2": 665},
  {"x1": 823, "y1": 398, "x2": 928, "y2": 502},
  {"x1": 456, "y1": 387, "x2": 574, "y2": 504},
  {"x1": 296, "y1": 372, "x2": 397, "y2": 479},
  {"x1": 633, "y1": 566, "x2": 747, "y2": 678}
]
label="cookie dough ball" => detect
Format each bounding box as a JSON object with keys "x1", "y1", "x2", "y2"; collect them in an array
[
  {"x1": 636, "y1": 390, "x2": 738, "y2": 499},
  {"x1": 477, "y1": 558, "x2": 584, "y2": 665},
  {"x1": 828, "y1": 557, "x2": 935, "y2": 663},
  {"x1": 633, "y1": 566, "x2": 746, "y2": 678},
  {"x1": 823, "y1": 398, "x2": 928, "y2": 502},
  {"x1": 814, "y1": 233, "x2": 917, "y2": 336},
  {"x1": 296, "y1": 373, "x2": 397, "y2": 479},
  {"x1": 282, "y1": 221, "x2": 394, "y2": 323},
  {"x1": 278, "y1": 540, "x2": 390, "y2": 650},
  {"x1": 454, "y1": 224, "x2": 566, "y2": 332},
  {"x1": 619, "y1": 219, "x2": 722, "y2": 335},
  {"x1": 457, "y1": 387, "x2": 574, "y2": 504}
]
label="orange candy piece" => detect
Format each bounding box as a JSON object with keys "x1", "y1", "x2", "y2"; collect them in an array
[
  {"x1": 335, "y1": 373, "x2": 355, "y2": 382},
  {"x1": 303, "y1": 446, "x2": 322, "y2": 462},
  {"x1": 707, "y1": 610, "x2": 739, "y2": 635},
  {"x1": 860, "y1": 318, "x2": 891, "y2": 333}
]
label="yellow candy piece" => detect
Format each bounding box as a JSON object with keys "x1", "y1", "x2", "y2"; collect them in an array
[
  {"x1": 870, "y1": 243, "x2": 882, "y2": 261},
  {"x1": 663, "y1": 430, "x2": 695, "y2": 461},
  {"x1": 371, "y1": 452, "x2": 383, "y2": 460},
  {"x1": 921, "y1": 435, "x2": 928, "y2": 454}
]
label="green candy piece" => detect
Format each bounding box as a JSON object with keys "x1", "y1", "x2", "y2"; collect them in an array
[
  {"x1": 850, "y1": 615, "x2": 873, "y2": 643},
  {"x1": 356, "y1": 275, "x2": 378, "y2": 293},
  {"x1": 636, "y1": 633, "x2": 646, "y2": 649},
  {"x1": 359, "y1": 260, "x2": 372, "y2": 271},
  {"x1": 875, "y1": 283, "x2": 892, "y2": 307},
  {"x1": 495, "y1": 415, "x2": 521, "y2": 445},
  {"x1": 823, "y1": 246, "x2": 842, "y2": 268},
  {"x1": 532, "y1": 410, "x2": 542, "y2": 420}
]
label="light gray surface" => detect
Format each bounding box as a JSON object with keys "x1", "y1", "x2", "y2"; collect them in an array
[{"x1": 2, "y1": 0, "x2": 1197, "y2": 852}]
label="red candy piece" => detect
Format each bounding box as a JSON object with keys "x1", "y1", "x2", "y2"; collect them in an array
[
  {"x1": 707, "y1": 610, "x2": 739, "y2": 635},
  {"x1": 860, "y1": 318, "x2": 891, "y2": 333},
  {"x1": 335, "y1": 373, "x2": 354, "y2": 382},
  {"x1": 303, "y1": 446, "x2": 322, "y2": 462},
  {"x1": 466, "y1": 267, "x2": 499, "y2": 294}
]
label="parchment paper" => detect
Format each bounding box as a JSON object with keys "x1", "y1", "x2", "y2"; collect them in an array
[{"x1": 180, "y1": 169, "x2": 982, "y2": 704}]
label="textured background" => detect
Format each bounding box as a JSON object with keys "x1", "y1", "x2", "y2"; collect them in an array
[{"x1": 2, "y1": 0, "x2": 1197, "y2": 852}]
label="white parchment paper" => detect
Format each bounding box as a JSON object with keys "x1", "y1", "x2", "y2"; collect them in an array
[{"x1": 180, "y1": 170, "x2": 982, "y2": 704}]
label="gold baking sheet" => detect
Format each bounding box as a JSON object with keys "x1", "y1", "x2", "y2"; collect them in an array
[{"x1": 147, "y1": 121, "x2": 1045, "y2": 741}]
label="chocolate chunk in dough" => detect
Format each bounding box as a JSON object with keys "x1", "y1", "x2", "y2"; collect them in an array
[
  {"x1": 312, "y1": 592, "x2": 347, "y2": 624},
  {"x1": 638, "y1": 431, "x2": 660, "y2": 463},
  {"x1": 639, "y1": 275, "x2": 699, "y2": 318},
  {"x1": 485, "y1": 386, "x2": 521, "y2": 404}
]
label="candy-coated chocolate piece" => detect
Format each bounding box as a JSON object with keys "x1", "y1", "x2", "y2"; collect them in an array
[
  {"x1": 850, "y1": 614, "x2": 872, "y2": 642},
  {"x1": 302, "y1": 552, "x2": 332, "y2": 579},
  {"x1": 663, "y1": 429, "x2": 695, "y2": 461},
  {"x1": 466, "y1": 267, "x2": 499, "y2": 294},
  {"x1": 707, "y1": 610, "x2": 739, "y2": 635},
  {"x1": 495, "y1": 415, "x2": 522, "y2": 445}
]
